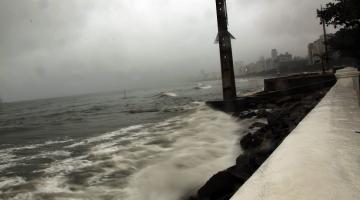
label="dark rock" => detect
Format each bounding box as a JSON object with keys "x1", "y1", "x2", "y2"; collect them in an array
[
  {"x1": 226, "y1": 165, "x2": 249, "y2": 180},
  {"x1": 266, "y1": 103, "x2": 277, "y2": 109},
  {"x1": 190, "y1": 88, "x2": 333, "y2": 200},
  {"x1": 267, "y1": 110, "x2": 283, "y2": 125},
  {"x1": 254, "y1": 126, "x2": 271, "y2": 135},
  {"x1": 240, "y1": 133, "x2": 263, "y2": 150},
  {"x1": 271, "y1": 126, "x2": 290, "y2": 138},
  {"x1": 303, "y1": 104, "x2": 315, "y2": 112},
  {"x1": 275, "y1": 96, "x2": 293, "y2": 105},
  {"x1": 249, "y1": 121, "x2": 267, "y2": 129},
  {"x1": 289, "y1": 109, "x2": 306, "y2": 123},
  {"x1": 255, "y1": 103, "x2": 266, "y2": 109},
  {"x1": 238, "y1": 111, "x2": 257, "y2": 119},
  {"x1": 187, "y1": 196, "x2": 197, "y2": 200},
  {"x1": 229, "y1": 149, "x2": 274, "y2": 181},
  {"x1": 284, "y1": 102, "x2": 302, "y2": 111},
  {"x1": 233, "y1": 155, "x2": 256, "y2": 179},
  {"x1": 255, "y1": 109, "x2": 269, "y2": 118},
  {"x1": 251, "y1": 148, "x2": 276, "y2": 166},
  {"x1": 197, "y1": 170, "x2": 244, "y2": 200}
]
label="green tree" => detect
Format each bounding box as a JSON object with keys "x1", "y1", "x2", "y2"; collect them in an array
[{"x1": 317, "y1": 0, "x2": 360, "y2": 60}]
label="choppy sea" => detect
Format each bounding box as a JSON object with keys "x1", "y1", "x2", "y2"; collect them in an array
[{"x1": 0, "y1": 78, "x2": 263, "y2": 200}]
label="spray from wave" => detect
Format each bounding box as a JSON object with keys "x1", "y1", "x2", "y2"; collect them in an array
[
  {"x1": 194, "y1": 84, "x2": 212, "y2": 90},
  {"x1": 0, "y1": 104, "x2": 250, "y2": 200}
]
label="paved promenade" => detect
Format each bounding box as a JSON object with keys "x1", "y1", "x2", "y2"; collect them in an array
[{"x1": 231, "y1": 68, "x2": 360, "y2": 200}]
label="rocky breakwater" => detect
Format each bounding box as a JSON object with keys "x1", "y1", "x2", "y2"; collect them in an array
[{"x1": 188, "y1": 86, "x2": 333, "y2": 200}]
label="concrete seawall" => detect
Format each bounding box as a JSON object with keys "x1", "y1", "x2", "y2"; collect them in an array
[
  {"x1": 353, "y1": 69, "x2": 360, "y2": 105},
  {"x1": 264, "y1": 73, "x2": 335, "y2": 92},
  {"x1": 230, "y1": 67, "x2": 360, "y2": 200}
]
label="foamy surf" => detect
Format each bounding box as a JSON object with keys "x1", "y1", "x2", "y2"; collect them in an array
[
  {"x1": 194, "y1": 84, "x2": 212, "y2": 90},
  {"x1": 0, "y1": 105, "x2": 251, "y2": 200},
  {"x1": 156, "y1": 92, "x2": 178, "y2": 97},
  {"x1": 126, "y1": 112, "x2": 243, "y2": 200}
]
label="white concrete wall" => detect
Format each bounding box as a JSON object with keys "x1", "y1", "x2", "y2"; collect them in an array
[
  {"x1": 353, "y1": 70, "x2": 360, "y2": 105},
  {"x1": 231, "y1": 68, "x2": 360, "y2": 200}
]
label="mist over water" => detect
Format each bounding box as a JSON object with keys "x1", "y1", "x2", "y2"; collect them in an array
[{"x1": 0, "y1": 79, "x2": 263, "y2": 200}]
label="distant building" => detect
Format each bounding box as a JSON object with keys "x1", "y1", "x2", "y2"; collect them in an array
[
  {"x1": 271, "y1": 49, "x2": 278, "y2": 61},
  {"x1": 234, "y1": 61, "x2": 245, "y2": 76},
  {"x1": 308, "y1": 43, "x2": 315, "y2": 64},
  {"x1": 265, "y1": 58, "x2": 272, "y2": 70},
  {"x1": 270, "y1": 49, "x2": 279, "y2": 69},
  {"x1": 258, "y1": 56, "x2": 266, "y2": 71},
  {"x1": 244, "y1": 57, "x2": 267, "y2": 74},
  {"x1": 278, "y1": 52, "x2": 293, "y2": 63},
  {"x1": 308, "y1": 34, "x2": 336, "y2": 65},
  {"x1": 239, "y1": 49, "x2": 303, "y2": 75}
]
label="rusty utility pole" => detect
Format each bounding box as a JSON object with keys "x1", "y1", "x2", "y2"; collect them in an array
[{"x1": 215, "y1": 0, "x2": 237, "y2": 101}]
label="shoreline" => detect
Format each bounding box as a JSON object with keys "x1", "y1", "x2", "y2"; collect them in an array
[{"x1": 187, "y1": 83, "x2": 335, "y2": 200}]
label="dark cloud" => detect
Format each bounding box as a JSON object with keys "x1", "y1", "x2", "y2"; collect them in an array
[
  {"x1": 0, "y1": 0, "x2": 333, "y2": 101},
  {"x1": 0, "y1": 0, "x2": 93, "y2": 61},
  {"x1": 229, "y1": 0, "x2": 334, "y2": 60}
]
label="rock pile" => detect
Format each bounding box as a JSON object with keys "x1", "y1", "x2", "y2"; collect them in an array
[{"x1": 188, "y1": 87, "x2": 331, "y2": 200}]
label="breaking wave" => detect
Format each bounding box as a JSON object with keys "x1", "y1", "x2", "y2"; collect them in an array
[
  {"x1": 0, "y1": 104, "x2": 250, "y2": 200},
  {"x1": 194, "y1": 84, "x2": 212, "y2": 90},
  {"x1": 155, "y1": 92, "x2": 178, "y2": 97}
]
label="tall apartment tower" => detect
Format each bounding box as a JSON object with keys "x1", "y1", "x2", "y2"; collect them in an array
[{"x1": 271, "y1": 49, "x2": 278, "y2": 61}]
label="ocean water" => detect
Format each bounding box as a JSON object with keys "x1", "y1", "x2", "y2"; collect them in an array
[{"x1": 0, "y1": 78, "x2": 263, "y2": 200}]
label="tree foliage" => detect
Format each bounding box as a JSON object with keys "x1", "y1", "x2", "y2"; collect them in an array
[{"x1": 317, "y1": 0, "x2": 360, "y2": 59}]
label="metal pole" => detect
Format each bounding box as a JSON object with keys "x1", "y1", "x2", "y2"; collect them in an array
[{"x1": 215, "y1": 0, "x2": 237, "y2": 101}]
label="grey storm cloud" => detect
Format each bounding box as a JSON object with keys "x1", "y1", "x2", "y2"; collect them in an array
[{"x1": 0, "y1": 0, "x2": 333, "y2": 101}]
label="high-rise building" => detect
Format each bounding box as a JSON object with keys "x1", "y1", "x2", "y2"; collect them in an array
[
  {"x1": 271, "y1": 49, "x2": 278, "y2": 61},
  {"x1": 278, "y1": 52, "x2": 293, "y2": 63},
  {"x1": 271, "y1": 49, "x2": 279, "y2": 69},
  {"x1": 308, "y1": 34, "x2": 336, "y2": 65},
  {"x1": 308, "y1": 43, "x2": 314, "y2": 64}
]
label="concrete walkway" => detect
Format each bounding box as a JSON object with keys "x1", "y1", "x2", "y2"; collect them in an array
[{"x1": 231, "y1": 68, "x2": 360, "y2": 200}]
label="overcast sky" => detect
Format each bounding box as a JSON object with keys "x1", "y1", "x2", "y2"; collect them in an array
[{"x1": 0, "y1": 0, "x2": 333, "y2": 102}]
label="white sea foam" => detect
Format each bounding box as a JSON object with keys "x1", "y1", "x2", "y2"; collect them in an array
[
  {"x1": 40, "y1": 156, "x2": 93, "y2": 175},
  {"x1": 44, "y1": 139, "x2": 74, "y2": 145},
  {"x1": 65, "y1": 125, "x2": 145, "y2": 149},
  {"x1": 1, "y1": 105, "x2": 250, "y2": 200},
  {"x1": 35, "y1": 176, "x2": 72, "y2": 194},
  {"x1": 0, "y1": 143, "x2": 73, "y2": 173},
  {"x1": 158, "y1": 92, "x2": 178, "y2": 97},
  {"x1": 126, "y1": 106, "x2": 249, "y2": 200},
  {"x1": 194, "y1": 84, "x2": 212, "y2": 90},
  {"x1": 0, "y1": 139, "x2": 74, "y2": 154},
  {"x1": 0, "y1": 177, "x2": 26, "y2": 191},
  {"x1": 0, "y1": 163, "x2": 17, "y2": 171},
  {"x1": 39, "y1": 150, "x2": 72, "y2": 158}
]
